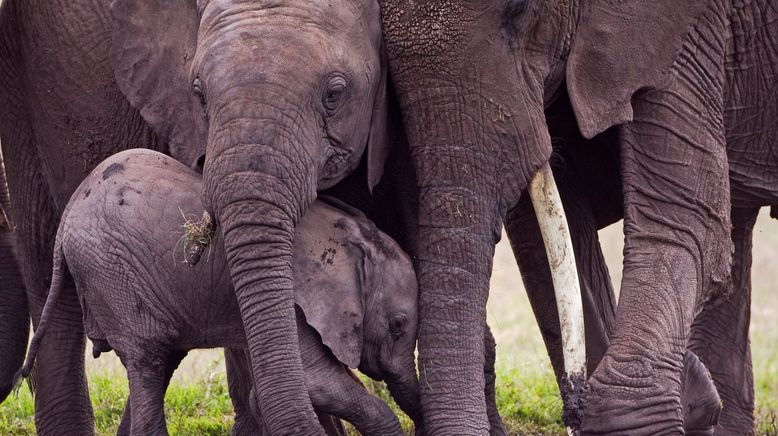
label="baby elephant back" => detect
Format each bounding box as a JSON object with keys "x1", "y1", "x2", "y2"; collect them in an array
[
  {"x1": 62, "y1": 149, "x2": 207, "y2": 268},
  {"x1": 76, "y1": 148, "x2": 200, "y2": 209}
]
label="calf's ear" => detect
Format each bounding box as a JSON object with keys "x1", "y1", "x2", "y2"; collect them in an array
[{"x1": 293, "y1": 214, "x2": 369, "y2": 369}]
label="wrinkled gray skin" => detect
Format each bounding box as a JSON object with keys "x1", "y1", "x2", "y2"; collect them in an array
[
  {"x1": 378, "y1": 0, "x2": 778, "y2": 434},
  {"x1": 0, "y1": 0, "x2": 392, "y2": 433},
  {"x1": 0, "y1": 150, "x2": 28, "y2": 402},
  {"x1": 21, "y1": 150, "x2": 422, "y2": 435},
  {"x1": 515, "y1": 90, "x2": 770, "y2": 435},
  {"x1": 509, "y1": 98, "x2": 722, "y2": 434}
]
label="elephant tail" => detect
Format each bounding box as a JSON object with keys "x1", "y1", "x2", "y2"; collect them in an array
[{"x1": 14, "y1": 238, "x2": 68, "y2": 393}]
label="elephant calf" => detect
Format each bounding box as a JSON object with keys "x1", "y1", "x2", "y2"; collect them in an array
[{"x1": 20, "y1": 149, "x2": 422, "y2": 435}]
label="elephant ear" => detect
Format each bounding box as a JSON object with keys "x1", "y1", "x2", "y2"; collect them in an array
[
  {"x1": 566, "y1": 0, "x2": 710, "y2": 139},
  {"x1": 293, "y1": 205, "x2": 372, "y2": 368},
  {"x1": 110, "y1": 0, "x2": 206, "y2": 168},
  {"x1": 366, "y1": 52, "x2": 393, "y2": 192}
]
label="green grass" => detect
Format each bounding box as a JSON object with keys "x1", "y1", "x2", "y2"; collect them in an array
[
  {"x1": 0, "y1": 372, "x2": 235, "y2": 435},
  {"x1": 1, "y1": 213, "x2": 777, "y2": 434}
]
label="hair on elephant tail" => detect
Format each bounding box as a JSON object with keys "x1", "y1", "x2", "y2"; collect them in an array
[
  {"x1": 14, "y1": 238, "x2": 68, "y2": 394},
  {"x1": 11, "y1": 361, "x2": 36, "y2": 397}
]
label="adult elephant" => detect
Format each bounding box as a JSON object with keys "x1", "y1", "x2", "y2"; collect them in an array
[
  {"x1": 379, "y1": 0, "x2": 775, "y2": 433},
  {"x1": 0, "y1": 0, "x2": 393, "y2": 433}
]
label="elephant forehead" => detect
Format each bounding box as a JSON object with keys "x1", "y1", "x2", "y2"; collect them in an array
[{"x1": 201, "y1": 0, "x2": 379, "y2": 39}]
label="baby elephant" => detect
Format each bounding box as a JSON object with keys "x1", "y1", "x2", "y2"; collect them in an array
[{"x1": 21, "y1": 149, "x2": 421, "y2": 435}]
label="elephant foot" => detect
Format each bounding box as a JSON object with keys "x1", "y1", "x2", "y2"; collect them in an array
[
  {"x1": 681, "y1": 351, "x2": 721, "y2": 436},
  {"x1": 581, "y1": 353, "x2": 683, "y2": 435}
]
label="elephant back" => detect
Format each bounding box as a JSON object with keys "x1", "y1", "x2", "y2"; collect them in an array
[{"x1": 62, "y1": 149, "x2": 239, "y2": 346}]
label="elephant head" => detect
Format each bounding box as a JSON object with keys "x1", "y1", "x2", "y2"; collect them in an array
[
  {"x1": 378, "y1": 0, "x2": 715, "y2": 432},
  {"x1": 110, "y1": 0, "x2": 391, "y2": 432},
  {"x1": 293, "y1": 199, "x2": 422, "y2": 427}
]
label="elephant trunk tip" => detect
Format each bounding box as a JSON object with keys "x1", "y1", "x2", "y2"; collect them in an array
[{"x1": 179, "y1": 209, "x2": 217, "y2": 266}]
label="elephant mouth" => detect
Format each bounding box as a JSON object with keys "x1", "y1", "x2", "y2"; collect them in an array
[{"x1": 318, "y1": 137, "x2": 355, "y2": 188}]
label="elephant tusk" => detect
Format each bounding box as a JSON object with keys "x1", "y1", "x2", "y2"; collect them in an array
[{"x1": 528, "y1": 162, "x2": 586, "y2": 434}]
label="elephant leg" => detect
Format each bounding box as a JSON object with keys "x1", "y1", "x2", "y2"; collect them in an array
[
  {"x1": 224, "y1": 347, "x2": 263, "y2": 435},
  {"x1": 246, "y1": 390, "x2": 346, "y2": 436},
  {"x1": 117, "y1": 398, "x2": 132, "y2": 436},
  {"x1": 316, "y1": 411, "x2": 347, "y2": 436},
  {"x1": 2, "y1": 143, "x2": 92, "y2": 434},
  {"x1": 309, "y1": 366, "x2": 401, "y2": 435},
  {"x1": 680, "y1": 349, "x2": 721, "y2": 436},
  {"x1": 0, "y1": 159, "x2": 28, "y2": 403},
  {"x1": 1, "y1": 2, "x2": 131, "y2": 431},
  {"x1": 124, "y1": 346, "x2": 176, "y2": 436},
  {"x1": 118, "y1": 350, "x2": 187, "y2": 436},
  {"x1": 483, "y1": 324, "x2": 507, "y2": 436},
  {"x1": 127, "y1": 369, "x2": 167, "y2": 436},
  {"x1": 506, "y1": 165, "x2": 617, "y2": 382},
  {"x1": 0, "y1": 3, "x2": 34, "y2": 407},
  {"x1": 583, "y1": 44, "x2": 731, "y2": 433},
  {"x1": 688, "y1": 207, "x2": 759, "y2": 435}
]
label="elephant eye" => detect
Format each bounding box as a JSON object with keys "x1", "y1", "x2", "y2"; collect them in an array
[
  {"x1": 322, "y1": 75, "x2": 349, "y2": 114},
  {"x1": 389, "y1": 314, "x2": 407, "y2": 339},
  {"x1": 192, "y1": 77, "x2": 207, "y2": 106}
]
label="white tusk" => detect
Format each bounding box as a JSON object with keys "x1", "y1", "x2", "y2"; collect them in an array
[{"x1": 528, "y1": 162, "x2": 586, "y2": 433}]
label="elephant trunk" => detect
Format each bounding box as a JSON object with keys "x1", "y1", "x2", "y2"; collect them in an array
[
  {"x1": 203, "y1": 113, "x2": 323, "y2": 434},
  {"x1": 385, "y1": 360, "x2": 423, "y2": 429}
]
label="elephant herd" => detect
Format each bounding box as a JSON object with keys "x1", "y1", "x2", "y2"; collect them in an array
[{"x1": 0, "y1": 0, "x2": 776, "y2": 435}]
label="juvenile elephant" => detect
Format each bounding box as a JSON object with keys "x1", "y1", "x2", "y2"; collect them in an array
[
  {"x1": 0, "y1": 0, "x2": 396, "y2": 432},
  {"x1": 19, "y1": 149, "x2": 422, "y2": 435}
]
